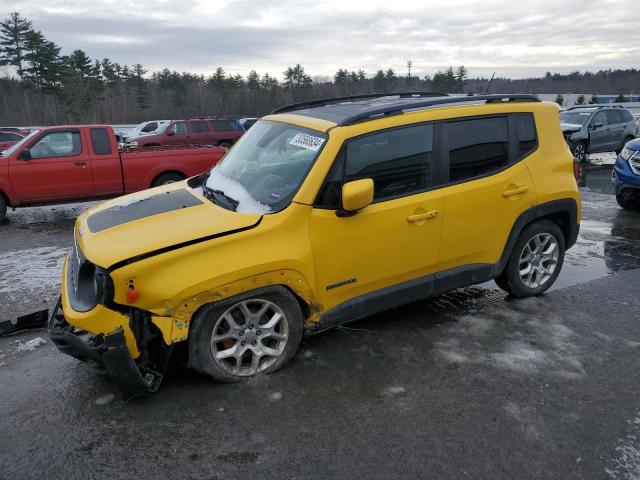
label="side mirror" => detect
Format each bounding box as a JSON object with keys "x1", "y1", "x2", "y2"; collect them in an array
[
  {"x1": 338, "y1": 179, "x2": 374, "y2": 216},
  {"x1": 166, "y1": 130, "x2": 175, "y2": 137},
  {"x1": 18, "y1": 149, "x2": 31, "y2": 160},
  {"x1": 592, "y1": 121, "x2": 604, "y2": 129}
]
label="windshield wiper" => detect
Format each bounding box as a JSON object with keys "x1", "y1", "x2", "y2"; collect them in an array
[{"x1": 203, "y1": 185, "x2": 239, "y2": 211}]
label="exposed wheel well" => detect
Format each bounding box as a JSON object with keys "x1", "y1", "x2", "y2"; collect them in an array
[
  {"x1": 538, "y1": 211, "x2": 570, "y2": 243},
  {"x1": 0, "y1": 189, "x2": 10, "y2": 207},
  {"x1": 150, "y1": 171, "x2": 186, "y2": 187}
]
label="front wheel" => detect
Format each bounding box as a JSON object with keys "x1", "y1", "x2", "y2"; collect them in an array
[
  {"x1": 572, "y1": 142, "x2": 587, "y2": 163},
  {"x1": 152, "y1": 172, "x2": 185, "y2": 187},
  {"x1": 188, "y1": 287, "x2": 303, "y2": 382},
  {"x1": 495, "y1": 220, "x2": 566, "y2": 297}
]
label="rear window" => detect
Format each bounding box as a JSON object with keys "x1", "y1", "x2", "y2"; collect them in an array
[
  {"x1": 210, "y1": 119, "x2": 243, "y2": 131},
  {"x1": 447, "y1": 117, "x2": 509, "y2": 182},
  {"x1": 191, "y1": 120, "x2": 209, "y2": 133},
  {"x1": 621, "y1": 110, "x2": 634, "y2": 123},
  {"x1": 515, "y1": 115, "x2": 537, "y2": 157},
  {"x1": 90, "y1": 128, "x2": 112, "y2": 155}
]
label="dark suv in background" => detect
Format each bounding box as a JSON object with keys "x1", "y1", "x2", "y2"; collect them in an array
[{"x1": 560, "y1": 106, "x2": 637, "y2": 162}]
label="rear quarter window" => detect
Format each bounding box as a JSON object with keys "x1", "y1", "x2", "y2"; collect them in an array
[{"x1": 90, "y1": 128, "x2": 112, "y2": 155}]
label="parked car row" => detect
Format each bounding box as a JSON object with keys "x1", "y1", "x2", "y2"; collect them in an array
[{"x1": 124, "y1": 117, "x2": 245, "y2": 149}]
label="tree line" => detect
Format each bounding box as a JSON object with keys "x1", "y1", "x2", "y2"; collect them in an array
[{"x1": 0, "y1": 11, "x2": 638, "y2": 127}]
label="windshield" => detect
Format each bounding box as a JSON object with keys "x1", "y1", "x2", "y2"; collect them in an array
[
  {"x1": 205, "y1": 120, "x2": 327, "y2": 214},
  {"x1": 2, "y1": 129, "x2": 39, "y2": 156},
  {"x1": 560, "y1": 112, "x2": 591, "y2": 126}
]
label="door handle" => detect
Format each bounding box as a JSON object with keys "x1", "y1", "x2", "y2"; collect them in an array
[
  {"x1": 406, "y1": 209, "x2": 439, "y2": 223},
  {"x1": 502, "y1": 185, "x2": 528, "y2": 197},
  {"x1": 75, "y1": 160, "x2": 87, "y2": 166}
]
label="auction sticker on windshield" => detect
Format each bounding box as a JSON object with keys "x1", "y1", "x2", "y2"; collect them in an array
[{"x1": 289, "y1": 133, "x2": 325, "y2": 151}]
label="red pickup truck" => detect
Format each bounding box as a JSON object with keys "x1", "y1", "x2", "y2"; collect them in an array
[
  {"x1": 126, "y1": 118, "x2": 244, "y2": 149},
  {"x1": 0, "y1": 125, "x2": 226, "y2": 222}
]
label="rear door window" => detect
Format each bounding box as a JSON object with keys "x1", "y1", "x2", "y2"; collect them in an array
[
  {"x1": 447, "y1": 117, "x2": 509, "y2": 182},
  {"x1": 606, "y1": 110, "x2": 623, "y2": 125},
  {"x1": 191, "y1": 120, "x2": 209, "y2": 133},
  {"x1": 515, "y1": 115, "x2": 537, "y2": 157},
  {"x1": 90, "y1": 128, "x2": 112, "y2": 155}
]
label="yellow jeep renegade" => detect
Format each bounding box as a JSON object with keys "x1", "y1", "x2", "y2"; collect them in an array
[{"x1": 49, "y1": 93, "x2": 581, "y2": 397}]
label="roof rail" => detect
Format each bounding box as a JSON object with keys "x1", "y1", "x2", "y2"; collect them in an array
[
  {"x1": 271, "y1": 91, "x2": 447, "y2": 115},
  {"x1": 337, "y1": 94, "x2": 540, "y2": 126},
  {"x1": 565, "y1": 104, "x2": 624, "y2": 111}
]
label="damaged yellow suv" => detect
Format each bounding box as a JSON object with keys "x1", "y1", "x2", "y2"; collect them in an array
[{"x1": 49, "y1": 93, "x2": 581, "y2": 398}]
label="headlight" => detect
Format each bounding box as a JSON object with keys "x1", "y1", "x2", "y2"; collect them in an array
[
  {"x1": 629, "y1": 156, "x2": 640, "y2": 176},
  {"x1": 620, "y1": 146, "x2": 638, "y2": 161},
  {"x1": 129, "y1": 141, "x2": 138, "y2": 149}
]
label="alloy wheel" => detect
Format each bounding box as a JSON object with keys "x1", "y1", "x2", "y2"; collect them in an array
[
  {"x1": 209, "y1": 299, "x2": 289, "y2": 376},
  {"x1": 518, "y1": 233, "x2": 560, "y2": 288}
]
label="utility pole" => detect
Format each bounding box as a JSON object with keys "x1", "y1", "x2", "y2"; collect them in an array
[{"x1": 407, "y1": 60, "x2": 412, "y2": 78}]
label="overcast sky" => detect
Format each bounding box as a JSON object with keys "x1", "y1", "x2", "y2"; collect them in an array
[{"x1": 2, "y1": 0, "x2": 639, "y2": 80}]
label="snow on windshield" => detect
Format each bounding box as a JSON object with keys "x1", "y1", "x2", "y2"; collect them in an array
[{"x1": 206, "y1": 167, "x2": 272, "y2": 214}]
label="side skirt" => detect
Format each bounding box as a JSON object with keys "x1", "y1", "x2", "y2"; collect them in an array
[{"x1": 315, "y1": 264, "x2": 493, "y2": 331}]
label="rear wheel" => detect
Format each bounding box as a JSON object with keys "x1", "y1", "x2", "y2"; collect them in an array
[
  {"x1": 188, "y1": 287, "x2": 303, "y2": 382},
  {"x1": 152, "y1": 172, "x2": 185, "y2": 187},
  {"x1": 0, "y1": 195, "x2": 6, "y2": 223},
  {"x1": 495, "y1": 220, "x2": 565, "y2": 297},
  {"x1": 572, "y1": 142, "x2": 587, "y2": 163},
  {"x1": 616, "y1": 190, "x2": 640, "y2": 210}
]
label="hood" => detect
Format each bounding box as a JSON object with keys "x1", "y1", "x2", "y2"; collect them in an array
[
  {"x1": 75, "y1": 183, "x2": 262, "y2": 269},
  {"x1": 561, "y1": 122, "x2": 583, "y2": 133}
]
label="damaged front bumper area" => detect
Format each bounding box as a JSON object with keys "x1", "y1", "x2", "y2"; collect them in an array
[
  {"x1": 48, "y1": 298, "x2": 163, "y2": 400},
  {"x1": 48, "y1": 257, "x2": 169, "y2": 400}
]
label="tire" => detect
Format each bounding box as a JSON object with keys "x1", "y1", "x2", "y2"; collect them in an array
[
  {"x1": 495, "y1": 220, "x2": 566, "y2": 297},
  {"x1": 572, "y1": 142, "x2": 587, "y2": 163},
  {"x1": 0, "y1": 195, "x2": 6, "y2": 223},
  {"x1": 218, "y1": 141, "x2": 232, "y2": 148},
  {"x1": 616, "y1": 191, "x2": 640, "y2": 210},
  {"x1": 152, "y1": 172, "x2": 185, "y2": 187},
  {"x1": 188, "y1": 286, "x2": 303, "y2": 382}
]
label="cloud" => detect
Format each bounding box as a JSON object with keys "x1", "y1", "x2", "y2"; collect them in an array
[{"x1": 3, "y1": 0, "x2": 639, "y2": 79}]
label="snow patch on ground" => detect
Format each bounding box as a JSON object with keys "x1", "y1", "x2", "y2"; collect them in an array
[
  {"x1": 268, "y1": 391, "x2": 283, "y2": 401},
  {"x1": 95, "y1": 393, "x2": 116, "y2": 405},
  {"x1": 0, "y1": 246, "x2": 68, "y2": 295},
  {"x1": 606, "y1": 413, "x2": 640, "y2": 480},
  {"x1": 15, "y1": 337, "x2": 47, "y2": 353},
  {"x1": 434, "y1": 298, "x2": 585, "y2": 378},
  {"x1": 386, "y1": 386, "x2": 406, "y2": 395}
]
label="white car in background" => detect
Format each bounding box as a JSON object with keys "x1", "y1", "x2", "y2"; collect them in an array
[
  {"x1": 122, "y1": 120, "x2": 172, "y2": 141},
  {"x1": 239, "y1": 117, "x2": 258, "y2": 130}
]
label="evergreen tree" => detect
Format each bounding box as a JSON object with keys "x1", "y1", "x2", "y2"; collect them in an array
[
  {"x1": 575, "y1": 94, "x2": 586, "y2": 105},
  {"x1": 373, "y1": 70, "x2": 386, "y2": 92},
  {"x1": 0, "y1": 12, "x2": 33, "y2": 79},
  {"x1": 246, "y1": 70, "x2": 260, "y2": 89},
  {"x1": 555, "y1": 94, "x2": 564, "y2": 106},
  {"x1": 614, "y1": 93, "x2": 627, "y2": 103}
]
